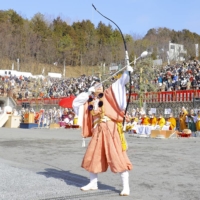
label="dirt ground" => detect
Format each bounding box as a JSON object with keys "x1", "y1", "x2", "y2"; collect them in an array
[{"x1": 0, "y1": 127, "x2": 200, "y2": 200}]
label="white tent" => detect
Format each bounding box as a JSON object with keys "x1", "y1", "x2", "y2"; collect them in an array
[
  {"x1": 48, "y1": 72, "x2": 62, "y2": 78},
  {"x1": 33, "y1": 75, "x2": 45, "y2": 79}
]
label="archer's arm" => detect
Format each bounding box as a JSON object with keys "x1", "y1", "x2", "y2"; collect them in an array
[
  {"x1": 111, "y1": 68, "x2": 132, "y2": 110},
  {"x1": 72, "y1": 92, "x2": 91, "y2": 128},
  {"x1": 72, "y1": 92, "x2": 89, "y2": 116}
]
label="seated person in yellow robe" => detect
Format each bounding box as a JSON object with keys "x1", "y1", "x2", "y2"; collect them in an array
[
  {"x1": 167, "y1": 113, "x2": 176, "y2": 130},
  {"x1": 149, "y1": 113, "x2": 157, "y2": 126},
  {"x1": 126, "y1": 118, "x2": 133, "y2": 131},
  {"x1": 140, "y1": 113, "x2": 150, "y2": 125},
  {"x1": 157, "y1": 114, "x2": 166, "y2": 129}
]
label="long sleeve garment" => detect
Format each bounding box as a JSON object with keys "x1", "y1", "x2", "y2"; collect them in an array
[
  {"x1": 179, "y1": 111, "x2": 188, "y2": 131},
  {"x1": 196, "y1": 114, "x2": 200, "y2": 131},
  {"x1": 168, "y1": 117, "x2": 176, "y2": 130},
  {"x1": 157, "y1": 117, "x2": 166, "y2": 129},
  {"x1": 72, "y1": 71, "x2": 133, "y2": 173},
  {"x1": 149, "y1": 117, "x2": 157, "y2": 126}
]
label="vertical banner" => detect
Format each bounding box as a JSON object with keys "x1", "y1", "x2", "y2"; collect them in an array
[
  {"x1": 195, "y1": 44, "x2": 199, "y2": 57},
  {"x1": 150, "y1": 108, "x2": 156, "y2": 113},
  {"x1": 164, "y1": 108, "x2": 171, "y2": 114}
]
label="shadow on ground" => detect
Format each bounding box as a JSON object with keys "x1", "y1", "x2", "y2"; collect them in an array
[{"x1": 37, "y1": 168, "x2": 120, "y2": 193}]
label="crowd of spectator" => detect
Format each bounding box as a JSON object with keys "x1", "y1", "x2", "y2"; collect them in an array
[
  {"x1": 0, "y1": 59, "x2": 200, "y2": 101},
  {"x1": 152, "y1": 59, "x2": 200, "y2": 92},
  {"x1": 0, "y1": 74, "x2": 101, "y2": 100}
]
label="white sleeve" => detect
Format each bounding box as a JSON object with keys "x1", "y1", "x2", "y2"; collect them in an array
[
  {"x1": 111, "y1": 71, "x2": 130, "y2": 110},
  {"x1": 72, "y1": 92, "x2": 89, "y2": 127},
  {"x1": 72, "y1": 92, "x2": 89, "y2": 115}
]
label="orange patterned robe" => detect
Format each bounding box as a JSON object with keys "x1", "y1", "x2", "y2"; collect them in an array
[{"x1": 80, "y1": 87, "x2": 133, "y2": 173}]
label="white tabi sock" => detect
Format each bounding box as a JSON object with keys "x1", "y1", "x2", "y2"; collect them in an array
[{"x1": 81, "y1": 172, "x2": 98, "y2": 191}]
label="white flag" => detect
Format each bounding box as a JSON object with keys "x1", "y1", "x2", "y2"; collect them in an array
[
  {"x1": 164, "y1": 108, "x2": 171, "y2": 114},
  {"x1": 195, "y1": 44, "x2": 199, "y2": 57}
]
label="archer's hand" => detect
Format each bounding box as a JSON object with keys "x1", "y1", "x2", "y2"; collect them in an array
[
  {"x1": 124, "y1": 115, "x2": 130, "y2": 122},
  {"x1": 126, "y1": 65, "x2": 133, "y2": 73},
  {"x1": 88, "y1": 86, "x2": 95, "y2": 95}
]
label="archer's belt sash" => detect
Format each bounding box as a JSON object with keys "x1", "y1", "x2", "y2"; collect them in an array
[{"x1": 93, "y1": 116, "x2": 111, "y2": 128}]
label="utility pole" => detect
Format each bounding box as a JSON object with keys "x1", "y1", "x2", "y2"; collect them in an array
[
  {"x1": 63, "y1": 59, "x2": 66, "y2": 77},
  {"x1": 140, "y1": 67, "x2": 143, "y2": 108},
  {"x1": 17, "y1": 58, "x2": 20, "y2": 71}
]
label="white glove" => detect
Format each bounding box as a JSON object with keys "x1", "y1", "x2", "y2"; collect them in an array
[
  {"x1": 88, "y1": 86, "x2": 95, "y2": 95},
  {"x1": 126, "y1": 65, "x2": 133, "y2": 73}
]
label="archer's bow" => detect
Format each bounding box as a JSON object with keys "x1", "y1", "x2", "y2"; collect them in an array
[{"x1": 92, "y1": 4, "x2": 132, "y2": 129}]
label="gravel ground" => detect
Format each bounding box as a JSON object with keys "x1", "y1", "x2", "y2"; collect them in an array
[{"x1": 0, "y1": 127, "x2": 200, "y2": 200}]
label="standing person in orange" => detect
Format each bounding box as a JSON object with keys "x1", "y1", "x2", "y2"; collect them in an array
[
  {"x1": 72, "y1": 66, "x2": 133, "y2": 196},
  {"x1": 179, "y1": 107, "x2": 188, "y2": 131}
]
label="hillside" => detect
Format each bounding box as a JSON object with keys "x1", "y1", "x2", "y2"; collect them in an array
[{"x1": 0, "y1": 58, "x2": 103, "y2": 78}]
